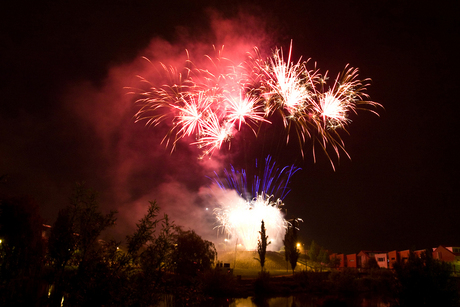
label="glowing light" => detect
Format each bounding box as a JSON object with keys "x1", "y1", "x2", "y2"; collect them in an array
[
  {"x1": 212, "y1": 157, "x2": 299, "y2": 251},
  {"x1": 225, "y1": 92, "x2": 268, "y2": 132},
  {"x1": 261, "y1": 43, "x2": 312, "y2": 116},
  {"x1": 319, "y1": 91, "x2": 349, "y2": 127},
  {"x1": 214, "y1": 193, "x2": 286, "y2": 251},
  {"x1": 193, "y1": 113, "x2": 233, "y2": 156},
  {"x1": 173, "y1": 92, "x2": 212, "y2": 138}
]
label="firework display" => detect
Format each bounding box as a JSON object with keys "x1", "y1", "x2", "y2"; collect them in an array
[
  {"x1": 133, "y1": 43, "x2": 381, "y2": 164},
  {"x1": 133, "y1": 42, "x2": 382, "y2": 251},
  {"x1": 211, "y1": 155, "x2": 300, "y2": 201},
  {"x1": 213, "y1": 193, "x2": 286, "y2": 251},
  {"x1": 211, "y1": 156, "x2": 299, "y2": 251}
]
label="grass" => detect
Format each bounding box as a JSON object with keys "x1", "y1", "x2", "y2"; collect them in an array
[{"x1": 217, "y1": 250, "x2": 307, "y2": 278}]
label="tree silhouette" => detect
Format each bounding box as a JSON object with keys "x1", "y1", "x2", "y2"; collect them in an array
[
  {"x1": 255, "y1": 220, "x2": 271, "y2": 272},
  {"x1": 318, "y1": 248, "x2": 330, "y2": 265},
  {"x1": 172, "y1": 229, "x2": 217, "y2": 276},
  {"x1": 283, "y1": 219, "x2": 300, "y2": 273},
  {"x1": 308, "y1": 240, "x2": 320, "y2": 262},
  {"x1": 124, "y1": 200, "x2": 177, "y2": 305},
  {"x1": 47, "y1": 183, "x2": 117, "y2": 307},
  {"x1": 126, "y1": 200, "x2": 164, "y2": 262},
  {"x1": 0, "y1": 196, "x2": 45, "y2": 306}
]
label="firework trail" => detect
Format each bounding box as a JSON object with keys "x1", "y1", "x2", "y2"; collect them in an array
[
  {"x1": 133, "y1": 42, "x2": 382, "y2": 166},
  {"x1": 211, "y1": 155, "x2": 300, "y2": 201},
  {"x1": 212, "y1": 156, "x2": 300, "y2": 251}
]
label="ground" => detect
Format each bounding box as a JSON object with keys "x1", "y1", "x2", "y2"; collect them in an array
[{"x1": 217, "y1": 250, "x2": 308, "y2": 278}]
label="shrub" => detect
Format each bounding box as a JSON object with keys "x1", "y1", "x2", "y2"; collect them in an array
[
  {"x1": 201, "y1": 268, "x2": 238, "y2": 297},
  {"x1": 254, "y1": 270, "x2": 272, "y2": 297}
]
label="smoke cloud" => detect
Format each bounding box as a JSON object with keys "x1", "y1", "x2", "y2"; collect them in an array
[{"x1": 58, "y1": 9, "x2": 281, "y2": 247}]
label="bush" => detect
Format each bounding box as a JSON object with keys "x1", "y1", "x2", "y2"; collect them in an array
[
  {"x1": 328, "y1": 268, "x2": 360, "y2": 298},
  {"x1": 393, "y1": 251, "x2": 460, "y2": 306},
  {"x1": 254, "y1": 270, "x2": 272, "y2": 297},
  {"x1": 294, "y1": 271, "x2": 330, "y2": 294},
  {"x1": 201, "y1": 268, "x2": 238, "y2": 297},
  {"x1": 358, "y1": 268, "x2": 398, "y2": 305}
]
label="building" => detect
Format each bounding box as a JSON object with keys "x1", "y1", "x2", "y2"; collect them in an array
[
  {"x1": 357, "y1": 251, "x2": 387, "y2": 269},
  {"x1": 432, "y1": 245, "x2": 460, "y2": 273},
  {"x1": 399, "y1": 249, "x2": 426, "y2": 264},
  {"x1": 388, "y1": 250, "x2": 399, "y2": 269},
  {"x1": 432, "y1": 246, "x2": 460, "y2": 262},
  {"x1": 346, "y1": 253, "x2": 357, "y2": 268},
  {"x1": 374, "y1": 252, "x2": 388, "y2": 268},
  {"x1": 329, "y1": 253, "x2": 346, "y2": 269},
  {"x1": 328, "y1": 245, "x2": 460, "y2": 274}
]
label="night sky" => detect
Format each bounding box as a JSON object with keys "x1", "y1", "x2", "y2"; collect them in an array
[{"x1": 1, "y1": 0, "x2": 459, "y2": 254}]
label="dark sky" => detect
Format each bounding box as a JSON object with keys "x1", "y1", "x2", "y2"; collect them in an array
[{"x1": 1, "y1": 0, "x2": 459, "y2": 254}]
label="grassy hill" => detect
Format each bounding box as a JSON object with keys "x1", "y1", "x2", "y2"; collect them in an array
[{"x1": 217, "y1": 250, "x2": 306, "y2": 277}]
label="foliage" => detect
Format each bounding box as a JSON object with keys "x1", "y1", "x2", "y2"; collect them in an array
[
  {"x1": 328, "y1": 268, "x2": 360, "y2": 298},
  {"x1": 172, "y1": 229, "x2": 217, "y2": 277},
  {"x1": 393, "y1": 249, "x2": 460, "y2": 306},
  {"x1": 364, "y1": 256, "x2": 380, "y2": 270},
  {"x1": 318, "y1": 248, "x2": 330, "y2": 264},
  {"x1": 123, "y1": 200, "x2": 177, "y2": 305},
  {"x1": 0, "y1": 196, "x2": 46, "y2": 306},
  {"x1": 0, "y1": 184, "x2": 224, "y2": 306},
  {"x1": 48, "y1": 183, "x2": 117, "y2": 267},
  {"x1": 283, "y1": 219, "x2": 300, "y2": 273},
  {"x1": 201, "y1": 267, "x2": 238, "y2": 297},
  {"x1": 70, "y1": 183, "x2": 117, "y2": 267},
  {"x1": 127, "y1": 201, "x2": 176, "y2": 275},
  {"x1": 358, "y1": 268, "x2": 398, "y2": 305},
  {"x1": 329, "y1": 255, "x2": 341, "y2": 269},
  {"x1": 126, "y1": 200, "x2": 162, "y2": 259},
  {"x1": 253, "y1": 270, "x2": 272, "y2": 297},
  {"x1": 306, "y1": 240, "x2": 331, "y2": 272},
  {"x1": 47, "y1": 183, "x2": 117, "y2": 307},
  {"x1": 294, "y1": 271, "x2": 331, "y2": 295},
  {"x1": 48, "y1": 208, "x2": 76, "y2": 270},
  {"x1": 255, "y1": 220, "x2": 271, "y2": 272},
  {"x1": 11, "y1": 182, "x2": 460, "y2": 306},
  {"x1": 308, "y1": 240, "x2": 320, "y2": 262}
]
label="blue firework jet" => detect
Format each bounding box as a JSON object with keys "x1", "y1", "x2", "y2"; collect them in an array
[{"x1": 211, "y1": 155, "x2": 301, "y2": 201}]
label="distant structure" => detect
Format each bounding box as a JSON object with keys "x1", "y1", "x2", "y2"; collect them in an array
[
  {"x1": 330, "y1": 245, "x2": 460, "y2": 274},
  {"x1": 432, "y1": 246, "x2": 460, "y2": 263}
]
